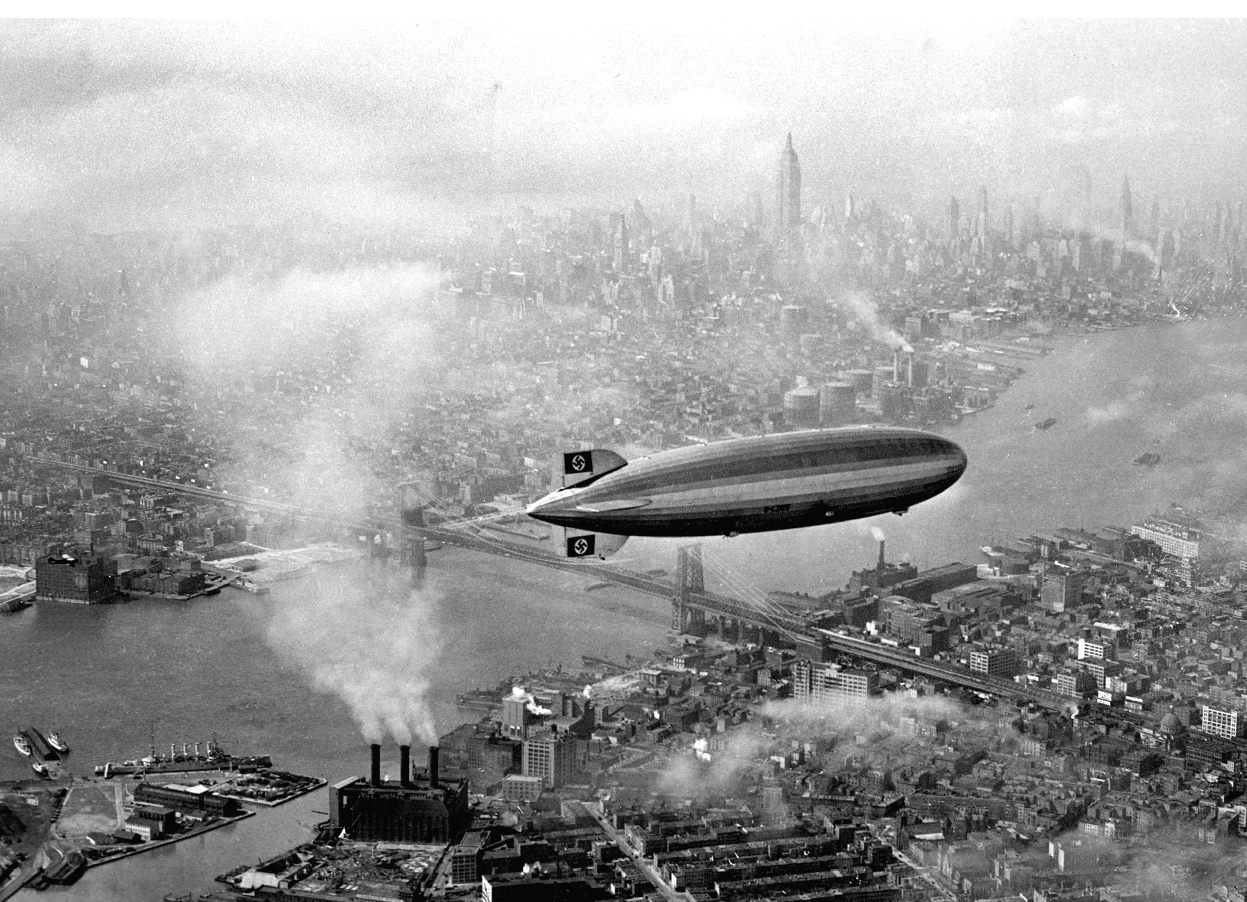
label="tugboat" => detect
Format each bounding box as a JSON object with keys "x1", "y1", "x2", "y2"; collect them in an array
[
  {"x1": 32, "y1": 760, "x2": 50, "y2": 777},
  {"x1": 1033, "y1": 417, "x2": 1057, "y2": 431},
  {"x1": 47, "y1": 732, "x2": 68, "y2": 754},
  {"x1": 12, "y1": 734, "x2": 32, "y2": 756}
]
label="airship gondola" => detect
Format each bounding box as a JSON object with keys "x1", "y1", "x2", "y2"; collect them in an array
[{"x1": 527, "y1": 425, "x2": 967, "y2": 558}]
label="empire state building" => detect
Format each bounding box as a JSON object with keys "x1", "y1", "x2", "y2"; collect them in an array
[{"x1": 777, "y1": 132, "x2": 802, "y2": 258}]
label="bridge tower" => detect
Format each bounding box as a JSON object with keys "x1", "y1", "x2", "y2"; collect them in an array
[
  {"x1": 673, "y1": 544, "x2": 707, "y2": 635},
  {"x1": 410, "y1": 534, "x2": 427, "y2": 588},
  {"x1": 396, "y1": 483, "x2": 428, "y2": 586}
]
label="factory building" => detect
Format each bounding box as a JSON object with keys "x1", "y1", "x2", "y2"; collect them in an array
[
  {"x1": 847, "y1": 539, "x2": 918, "y2": 595},
  {"x1": 1042, "y1": 571, "x2": 1084, "y2": 612},
  {"x1": 969, "y1": 647, "x2": 1020, "y2": 678},
  {"x1": 1199, "y1": 703, "x2": 1244, "y2": 740},
  {"x1": 792, "y1": 659, "x2": 877, "y2": 707},
  {"x1": 132, "y1": 782, "x2": 240, "y2": 818},
  {"x1": 521, "y1": 731, "x2": 584, "y2": 788},
  {"x1": 330, "y1": 745, "x2": 470, "y2": 844},
  {"x1": 1130, "y1": 514, "x2": 1203, "y2": 560},
  {"x1": 35, "y1": 551, "x2": 121, "y2": 604}
]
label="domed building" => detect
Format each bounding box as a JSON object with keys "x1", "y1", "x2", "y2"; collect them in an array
[{"x1": 1158, "y1": 707, "x2": 1187, "y2": 751}]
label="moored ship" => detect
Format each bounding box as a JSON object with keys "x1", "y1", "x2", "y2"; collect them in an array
[
  {"x1": 93, "y1": 738, "x2": 271, "y2": 777},
  {"x1": 12, "y1": 734, "x2": 32, "y2": 756},
  {"x1": 47, "y1": 731, "x2": 68, "y2": 754}
]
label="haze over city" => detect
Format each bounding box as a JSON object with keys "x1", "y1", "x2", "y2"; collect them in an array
[
  {"x1": 3, "y1": 19, "x2": 1247, "y2": 233},
  {"x1": 4, "y1": 16, "x2": 1247, "y2": 902}
]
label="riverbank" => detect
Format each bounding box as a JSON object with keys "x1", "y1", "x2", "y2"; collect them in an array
[{"x1": 629, "y1": 315, "x2": 1247, "y2": 596}]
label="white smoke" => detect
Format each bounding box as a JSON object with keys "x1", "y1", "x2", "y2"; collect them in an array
[
  {"x1": 265, "y1": 565, "x2": 441, "y2": 745},
  {"x1": 831, "y1": 290, "x2": 912, "y2": 352},
  {"x1": 510, "y1": 686, "x2": 553, "y2": 717},
  {"x1": 158, "y1": 264, "x2": 449, "y2": 747},
  {"x1": 868, "y1": 525, "x2": 886, "y2": 543},
  {"x1": 693, "y1": 737, "x2": 711, "y2": 762}
]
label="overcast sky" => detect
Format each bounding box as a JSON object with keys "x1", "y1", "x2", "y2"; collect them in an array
[{"x1": 1, "y1": 18, "x2": 1245, "y2": 237}]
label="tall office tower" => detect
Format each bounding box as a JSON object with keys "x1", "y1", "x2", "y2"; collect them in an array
[
  {"x1": 630, "y1": 197, "x2": 652, "y2": 247},
  {"x1": 1062, "y1": 164, "x2": 1093, "y2": 230},
  {"x1": 977, "y1": 185, "x2": 990, "y2": 260},
  {"x1": 776, "y1": 132, "x2": 802, "y2": 257},
  {"x1": 948, "y1": 196, "x2": 960, "y2": 241},
  {"x1": 749, "y1": 190, "x2": 765, "y2": 230},
  {"x1": 610, "y1": 212, "x2": 628, "y2": 271},
  {"x1": 844, "y1": 192, "x2": 856, "y2": 223},
  {"x1": 684, "y1": 193, "x2": 698, "y2": 239},
  {"x1": 1121, "y1": 175, "x2": 1134, "y2": 239}
]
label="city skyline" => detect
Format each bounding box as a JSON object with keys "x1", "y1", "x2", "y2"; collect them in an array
[
  {"x1": 2, "y1": 20, "x2": 1246, "y2": 238},
  {"x1": 6, "y1": 17, "x2": 1247, "y2": 902}
]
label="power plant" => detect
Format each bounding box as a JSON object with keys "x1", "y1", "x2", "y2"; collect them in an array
[{"x1": 330, "y1": 745, "x2": 470, "y2": 844}]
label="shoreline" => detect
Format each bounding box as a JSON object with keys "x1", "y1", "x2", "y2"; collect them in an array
[{"x1": 80, "y1": 810, "x2": 256, "y2": 873}]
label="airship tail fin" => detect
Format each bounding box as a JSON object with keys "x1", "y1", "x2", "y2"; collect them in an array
[
  {"x1": 560, "y1": 449, "x2": 628, "y2": 488},
  {"x1": 562, "y1": 529, "x2": 629, "y2": 559}
]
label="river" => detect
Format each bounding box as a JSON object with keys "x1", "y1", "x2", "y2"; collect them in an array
[
  {"x1": 638, "y1": 318, "x2": 1247, "y2": 595},
  {"x1": 4, "y1": 317, "x2": 1246, "y2": 899}
]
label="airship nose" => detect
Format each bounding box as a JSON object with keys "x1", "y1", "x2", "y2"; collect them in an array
[{"x1": 526, "y1": 488, "x2": 578, "y2": 524}]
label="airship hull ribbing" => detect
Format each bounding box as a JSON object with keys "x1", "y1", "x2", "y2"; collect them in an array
[{"x1": 527, "y1": 426, "x2": 967, "y2": 539}]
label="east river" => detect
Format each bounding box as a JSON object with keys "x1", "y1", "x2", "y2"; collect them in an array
[{"x1": 3, "y1": 318, "x2": 1247, "y2": 900}]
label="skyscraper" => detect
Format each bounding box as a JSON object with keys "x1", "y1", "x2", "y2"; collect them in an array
[
  {"x1": 977, "y1": 185, "x2": 990, "y2": 261},
  {"x1": 948, "y1": 196, "x2": 960, "y2": 241},
  {"x1": 776, "y1": 133, "x2": 801, "y2": 257},
  {"x1": 1121, "y1": 175, "x2": 1134, "y2": 239}
]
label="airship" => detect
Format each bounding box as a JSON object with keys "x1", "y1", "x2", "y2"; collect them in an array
[{"x1": 526, "y1": 426, "x2": 967, "y2": 557}]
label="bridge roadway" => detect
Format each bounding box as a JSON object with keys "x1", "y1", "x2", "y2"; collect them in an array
[{"x1": 36, "y1": 458, "x2": 1068, "y2": 712}]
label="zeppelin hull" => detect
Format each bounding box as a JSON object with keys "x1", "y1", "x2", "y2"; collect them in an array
[{"x1": 528, "y1": 427, "x2": 967, "y2": 539}]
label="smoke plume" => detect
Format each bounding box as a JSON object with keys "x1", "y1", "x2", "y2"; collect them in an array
[
  {"x1": 511, "y1": 686, "x2": 554, "y2": 717},
  {"x1": 831, "y1": 290, "x2": 912, "y2": 352},
  {"x1": 265, "y1": 565, "x2": 441, "y2": 745}
]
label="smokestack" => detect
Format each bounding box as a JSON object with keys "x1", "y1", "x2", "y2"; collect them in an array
[
  {"x1": 370, "y1": 743, "x2": 381, "y2": 786},
  {"x1": 877, "y1": 539, "x2": 886, "y2": 572},
  {"x1": 400, "y1": 745, "x2": 411, "y2": 788},
  {"x1": 429, "y1": 746, "x2": 439, "y2": 790}
]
